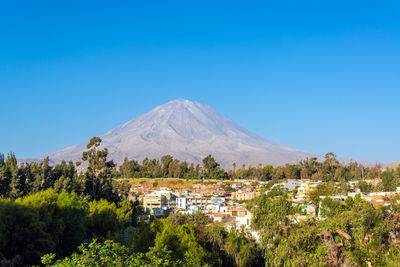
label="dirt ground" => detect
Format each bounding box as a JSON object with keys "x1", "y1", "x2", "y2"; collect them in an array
[{"x1": 116, "y1": 178, "x2": 230, "y2": 194}]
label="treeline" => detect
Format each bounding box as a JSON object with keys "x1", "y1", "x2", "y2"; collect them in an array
[
  {"x1": 0, "y1": 137, "x2": 120, "y2": 201},
  {"x1": 119, "y1": 152, "x2": 398, "y2": 187},
  {"x1": 119, "y1": 154, "x2": 229, "y2": 180},
  {"x1": 233, "y1": 153, "x2": 383, "y2": 182}
]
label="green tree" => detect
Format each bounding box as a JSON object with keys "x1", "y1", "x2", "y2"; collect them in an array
[
  {"x1": 261, "y1": 165, "x2": 274, "y2": 181},
  {"x1": 0, "y1": 153, "x2": 12, "y2": 197},
  {"x1": 81, "y1": 137, "x2": 117, "y2": 201},
  {"x1": 0, "y1": 199, "x2": 48, "y2": 266},
  {"x1": 201, "y1": 154, "x2": 221, "y2": 180},
  {"x1": 161, "y1": 155, "x2": 174, "y2": 177},
  {"x1": 309, "y1": 182, "x2": 337, "y2": 204},
  {"x1": 357, "y1": 180, "x2": 373, "y2": 193},
  {"x1": 251, "y1": 189, "x2": 300, "y2": 252},
  {"x1": 152, "y1": 220, "x2": 210, "y2": 266},
  {"x1": 225, "y1": 227, "x2": 262, "y2": 267},
  {"x1": 16, "y1": 189, "x2": 88, "y2": 258},
  {"x1": 381, "y1": 169, "x2": 398, "y2": 191}
]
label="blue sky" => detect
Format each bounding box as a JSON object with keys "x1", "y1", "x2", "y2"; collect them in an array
[{"x1": 0, "y1": 1, "x2": 399, "y2": 163}]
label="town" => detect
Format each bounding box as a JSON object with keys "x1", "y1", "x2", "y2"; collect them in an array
[{"x1": 130, "y1": 176, "x2": 400, "y2": 242}]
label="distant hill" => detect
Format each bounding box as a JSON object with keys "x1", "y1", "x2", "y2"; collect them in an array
[
  {"x1": 29, "y1": 99, "x2": 318, "y2": 168},
  {"x1": 384, "y1": 162, "x2": 400, "y2": 169}
]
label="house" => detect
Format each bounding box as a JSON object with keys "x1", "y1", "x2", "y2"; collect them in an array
[
  {"x1": 208, "y1": 212, "x2": 228, "y2": 222},
  {"x1": 234, "y1": 209, "x2": 252, "y2": 229},
  {"x1": 231, "y1": 191, "x2": 260, "y2": 201},
  {"x1": 297, "y1": 181, "x2": 311, "y2": 195},
  {"x1": 283, "y1": 180, "x2": 299, "y2": 191},
  {"x1": 230, "y1": 207, "x2": 247, "y2": 217}
]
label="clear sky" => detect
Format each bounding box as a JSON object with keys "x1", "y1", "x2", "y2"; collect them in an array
[{"x1": 1, "y1": 1, "x2": 399, "y2": 163}]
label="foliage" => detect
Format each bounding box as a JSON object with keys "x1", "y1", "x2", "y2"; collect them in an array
[
  {"x1": 0, "y1": 189, "x2": 133, "y2": 266},
  {"x1": 168, "y1": 211, "x2": 213, "y2": 228},
  {"x1": 250, "y1": 188, "x2": 400, "y2": 266},
  {"x1": 87, "y1": 199, "x2": 132, "y2": 238},
  {"x1": 357, "y1": 180, "x2": 373, "y2": 193},
  {"x1": 251, "y1": 189, "x2": 299, "y2": 247},
  {"x1": 309, "y1": 182, "x2": 338, "y2": 204},
  {"x1": 46, "y1": 239, "x2": 185, "y2": 266},
  {"x1": 224, "y1": 226, "x2": 262, "y2": 267},
  {"x1": 80, "y1": 137, "x2": 118, "y2": 202}
]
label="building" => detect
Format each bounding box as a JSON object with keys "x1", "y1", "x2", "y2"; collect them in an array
[
  {"x1": 231, "y1": 191, "x2": 260, "y2": 201},
  {"x1": 143, "y1": 189, "x2": 178, "y2": 214},
  {"x1": 283, "y1": 180, "x2": 299, "y2": 191},
  {"x1": 208, "y1": 212, "x2": 228, "y2": 222},
  {"x1": 230, "y1": 207, "x2": 247, "y2": 217},
  {"x1": 297, "y1": 181, "x2": 311, "y2": 195},
  {"x1": 143, "y1": 194, "x2": 167, "y2": 214},
  {"x1": 177, "y1": 194, "x2": 226, "y2": 212},
  {"x1": 177, "y1": 197, "x2": 187, "y2": 210},
  {"x1": 154, "y1": 209, "x2": 169, "y2": 218}
]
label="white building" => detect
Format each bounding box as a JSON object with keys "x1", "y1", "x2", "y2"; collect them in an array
[{"x1": 177, "y1": 197, "x2": 187, "y2": 210}]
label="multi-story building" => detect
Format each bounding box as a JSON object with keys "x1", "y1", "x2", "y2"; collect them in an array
[
  {"x1": 177, "y1": 194, "x2": 226, "y2": 211},
  {"x1": 231, "y1": 191, "x2": 260, "y2": 201},
  {"x1": 143, "y1": 194, "x2": 167, "y2": 214},
  {"x1": 177, "y1": 197, "x2": 187, "y2": 210}
]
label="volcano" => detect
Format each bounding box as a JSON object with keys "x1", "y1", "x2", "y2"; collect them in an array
[{"x1": 44, "y1": 99, "x2": 316, "y2": 168}]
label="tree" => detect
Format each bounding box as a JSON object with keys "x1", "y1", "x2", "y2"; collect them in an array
[
  {"x1": 299, "y1": 157, "x2": 319, "y2": 179},
  {"x1": 152, "y1": 220, "x2": 211, "y2": 266},
  {"x1": 357, "y1": 181, "x2": 373, "y2": 193},
  {"x1": 381, "y1": 169, "x2": 398, "y2": 191},
  {"x1": 119, "y1": 157, "x2": 140, "y2": 178},
  {"x1": 81, "y1": 137, "x2": 117, "y2": 201},
  {"x1": 319, "y1": 197, "x2": 345, "y2": 218},
  {"x1": 161, "y1": 155, "x2": 173, "y2": 177},
  {"x1": 202, "y1": 155, "x2": 220, "y2": 180},
  {"x1": 309, "y1": 182, "x2": 337, "y2": 204},
  {"x1": 0, "y1": 153, "x2": 12, "y2": 197},
  {"x1": 87, "y1": 199, "x2": 122, "y2": 238},
  {"x1": 16, "y1": 189, "x2": 88, "y2": 258},
  {"x1": 0, "y1": 199, "x2": 48, "y2": 266},
  {"x1": 283, "y1": 164, "x2": 300, "y2": 179},
  {"x1": 260, "y1": 165, "x2": 274, "y2": 181},
  {"x1": 225, "y1": 227, "x2": 262, "y2": 267},
  {"x1": 46, "y1": 239, "x2": 185, "y2": 266},
  {"x1": 251, "y1": 189, "x2": 300, "y2": 250}
]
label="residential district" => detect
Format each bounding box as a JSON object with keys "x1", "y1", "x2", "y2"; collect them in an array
[{"x1": 129, "y1": 178, "x2": 400, "y2": 242}]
